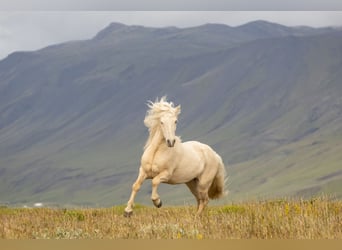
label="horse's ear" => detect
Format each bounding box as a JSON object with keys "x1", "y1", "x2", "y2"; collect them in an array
[{"x1": 175, "y1": 105, "x2": 181, "y2": 115}]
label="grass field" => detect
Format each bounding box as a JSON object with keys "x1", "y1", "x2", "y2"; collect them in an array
[{"x1": 0, "y1": 197, "x2": 341, "y2": 239}]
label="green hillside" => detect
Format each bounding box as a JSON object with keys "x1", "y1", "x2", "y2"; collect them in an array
[{"x1": 0, "y1": 21, "x2": 341, "y2": 206}]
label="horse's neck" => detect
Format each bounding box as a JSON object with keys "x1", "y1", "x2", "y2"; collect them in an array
[{"x1": 144, "y1": 127, "x2": 164, "y2": 153}]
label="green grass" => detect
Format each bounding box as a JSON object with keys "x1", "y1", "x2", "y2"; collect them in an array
[{"x1": 0, "y1": 197, "x2": 341, "y2": 239}]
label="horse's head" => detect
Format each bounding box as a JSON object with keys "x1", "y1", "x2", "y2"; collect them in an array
[
  {"x1": 144, "y1": 96, "x2": 181, "y2": 148},
  {"x1": 159, "y1": 108, "x2": 180, "y2": 147}
]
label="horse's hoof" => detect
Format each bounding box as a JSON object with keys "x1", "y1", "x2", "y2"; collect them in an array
[
  {"x1": 124, "y1": 211, "x2": 133, "y2": 217},
  {"x1": 156, "y1": 200, "x2": 162, "y2": 208},
  {"x1": 152, "y1": 199, "x2": 162, "y2": 208}
]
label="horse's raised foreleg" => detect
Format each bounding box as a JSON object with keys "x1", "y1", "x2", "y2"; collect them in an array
[
  {"x1": 124, "y1": 167, "x2": 147, "y2": 217},
  {"x1": 151, "y1": 171, "x2": 171, "y2": 208}
]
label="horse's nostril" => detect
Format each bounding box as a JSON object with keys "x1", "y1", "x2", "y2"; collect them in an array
[{"x1": 166, "y1": 139, "x2": 175, "y2": 147}]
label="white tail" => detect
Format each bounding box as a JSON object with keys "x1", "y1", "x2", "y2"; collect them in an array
[{"x1": 208, "y1": 161, "x2": 227, "y2": 199}]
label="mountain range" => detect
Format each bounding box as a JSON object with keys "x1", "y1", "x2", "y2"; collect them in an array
[{"x1": 0, "y1": 20, "x2": 341, "y2": 206}]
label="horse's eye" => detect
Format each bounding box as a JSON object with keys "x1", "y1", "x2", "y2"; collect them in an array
[
  {"x1": 161, "y1": 121, "x2": 164, "y2": 125},
  {"x1": 175, "y1": 120, "x2": 178, "y2": 124}
]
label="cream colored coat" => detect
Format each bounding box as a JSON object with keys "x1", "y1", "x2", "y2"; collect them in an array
[{"x1": 124, "y1": 97, "x2": 226, "y2": 217}]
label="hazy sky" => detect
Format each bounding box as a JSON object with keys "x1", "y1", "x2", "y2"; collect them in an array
[
  {"x1": 1, "y1": 0, "x2": 342, "y2": 10},
  {"x1": 1, "y1": 11, "x2": 342, "y2": 59}
]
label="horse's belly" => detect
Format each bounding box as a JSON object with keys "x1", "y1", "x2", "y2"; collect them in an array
[
  {"x1": 167, "y1": 172, "x2": 194, "y2": 184},
  {"x1": 168, "y1": 160, "x2": 204, "y2": 184}
]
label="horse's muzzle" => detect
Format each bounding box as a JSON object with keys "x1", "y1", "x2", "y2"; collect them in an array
[{"x1": 166, "y1": 139, "x2": 176, "y2": 147}]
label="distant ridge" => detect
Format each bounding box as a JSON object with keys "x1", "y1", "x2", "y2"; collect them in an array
[{"x1": 0, "y1": 21, "x2": 341, "y2": 206}]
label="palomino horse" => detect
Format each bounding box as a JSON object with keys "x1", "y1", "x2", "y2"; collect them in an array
[{"x1": 124, "y1": 97, "x2": 226, "y2": 217}]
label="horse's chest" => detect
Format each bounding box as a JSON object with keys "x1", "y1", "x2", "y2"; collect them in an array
[
  {"x1": 151, "y1": 164, "x2": 161, "y2": 177},
  {"x1": 141, "y1": 149, "x2": 172, "y2": 177},
  {"x1": 142, "y1": 162, "x2": 164, "y2": 178}
]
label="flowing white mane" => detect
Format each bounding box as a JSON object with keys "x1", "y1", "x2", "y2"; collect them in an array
[
  {"x1": 143, "y1": 96, "x2": 181, "y2": 149},
  {"x1": 144, "y1": 96, "x2": 180, "y2": 129}
]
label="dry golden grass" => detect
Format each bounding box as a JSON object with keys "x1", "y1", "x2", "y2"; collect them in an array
[{"x1": 0, "y1": 197, "x2": 341, "y2": 239}]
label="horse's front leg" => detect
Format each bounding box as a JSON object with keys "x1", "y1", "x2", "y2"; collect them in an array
[
  {"x1": 124, "y1": 167, "x2": 147, "y2": 217},
  {"x1": 151, "y1": 171, "x2": 171, "y2": 208}
]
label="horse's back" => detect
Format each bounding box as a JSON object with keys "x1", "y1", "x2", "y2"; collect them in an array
[
  {"x1": 183, "y1": 141, "x2": 222, "y2": 163},
  {"x1": 186, "y1": 140, "x2": 224, "y2": 170},
  {"x1": 181, "y1": 140, "x2": 224, "y2": 176}
]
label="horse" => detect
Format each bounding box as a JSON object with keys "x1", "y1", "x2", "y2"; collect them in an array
[{"x1": 124, "y1": 96, "x2": 226, "y2": 217}]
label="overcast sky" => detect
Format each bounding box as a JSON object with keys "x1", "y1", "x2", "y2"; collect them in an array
[
  {"x1": 1, "y1": 11, "x2": 342, "y2": 60},
  {"x1": 1, "y1": 0, "x2": 342, "y2": 10}
]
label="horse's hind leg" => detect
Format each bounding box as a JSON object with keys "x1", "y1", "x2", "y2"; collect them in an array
[
  {"x1": 124, "y1": 167, "x2": 147, "y2": 217},
  {"x1": 197, "y1": 198, "x2": 209, "y2": 216},
  {"x1": 186, "y1": 179, "x2": 210, "y2": 215},
  {"x1": 197, "y1": 191, "x2": 209, "y2": 215},
  {"x1": 186, "y1": 179, "x2": 200, "y2": 209},
  {"x1": 196, "y1": 180, "x2": 211, "y2": 215}
]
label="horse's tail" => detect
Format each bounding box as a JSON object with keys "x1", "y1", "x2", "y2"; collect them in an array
[{"x1": 208, "y1": 156, "x2": 227, "y2": 199}]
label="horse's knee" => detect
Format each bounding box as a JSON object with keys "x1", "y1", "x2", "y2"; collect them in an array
[
  {"x1": 132, "y1": 182, "x2": 141, "y2": 192},
  {"x1": 132, "y1": 180, "x2": 145, "y2": 193},
  {"x1": 198, "y1": 188, "x2": 209, "y2": 199}
]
